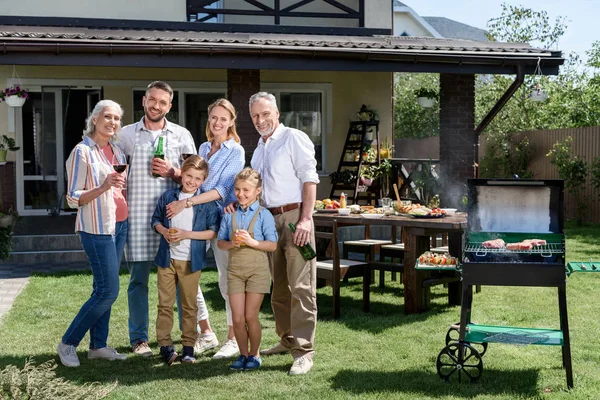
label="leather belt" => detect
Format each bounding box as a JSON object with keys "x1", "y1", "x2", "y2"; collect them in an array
[{"x1": 268, "y1": 203, "x2": 301, "y2": 216}]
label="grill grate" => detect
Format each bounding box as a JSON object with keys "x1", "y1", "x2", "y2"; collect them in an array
[{"x1": 465, "y1": 242, "x2": 564, "y2": 255}]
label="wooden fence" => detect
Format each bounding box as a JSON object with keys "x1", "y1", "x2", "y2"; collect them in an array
[{"x1": 481, "y1": 126, "x2": 600, "y2": 223}]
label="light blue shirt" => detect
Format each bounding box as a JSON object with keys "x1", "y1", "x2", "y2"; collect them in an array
[
  {"x1": 218, "y1": 200, "x2": 278, "y2": 243},
  {"x1": 198, "y1": 138, "x2": 245, "y2": 211}
]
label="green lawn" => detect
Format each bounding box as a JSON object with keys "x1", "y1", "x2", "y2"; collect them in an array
[{"x1": 1, "y1": 221, "x2": 600, "y2": 399}]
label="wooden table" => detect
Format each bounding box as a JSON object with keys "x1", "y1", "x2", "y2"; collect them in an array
[{"x1": 312, "y1": 212, "x2": 467, "y2": 314}]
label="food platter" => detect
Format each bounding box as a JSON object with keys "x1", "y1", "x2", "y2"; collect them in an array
[
  {"x1": 314, "y1": 209, "x2": 338, "y2": 214},
  {"x1": 361, "y1": 213, "x2": 385, "y2": 219},
  {"x1": 410, "y1": 214, "x2": 446, "y2": 219}
]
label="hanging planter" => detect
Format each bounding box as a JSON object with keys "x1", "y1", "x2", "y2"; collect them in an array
[
  {"x1": 414, "y1": 88, "x2": 438, "y2": 108},
  {"x1": 417, "y1": 97, "x2": 436, "y2": 108},
  {"x1": 529, "y1": 85, "x2": 548, "y2": 102},
  {"x1": 4, "y1": 95, "x2": 27, "y2": 107},
  {"x1": 1, "y1": 85, "x2": 29, "y2": 107}
]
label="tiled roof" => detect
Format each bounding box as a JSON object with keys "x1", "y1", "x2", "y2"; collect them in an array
[
  {"x1": 0, "y1": 25, "x2": 555, "y2": 56},
  {"x1": 423, "y1": 17, "x2": 488, "y2": 42}
]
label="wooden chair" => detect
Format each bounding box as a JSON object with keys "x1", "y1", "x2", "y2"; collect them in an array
[
  {"x1": 342, "y1": 224, "x2": 392, "y2": 289},
  {"x1": 315, "y1": 218, "x2": 367, "y2": 319}
]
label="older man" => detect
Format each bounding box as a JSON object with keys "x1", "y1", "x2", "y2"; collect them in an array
[
  {"x1": 249, "y1": 92, "x2": 319, "y2": 375},
  {"x1": 118, "y1": 81, "x2": 195, "y2": 356}
]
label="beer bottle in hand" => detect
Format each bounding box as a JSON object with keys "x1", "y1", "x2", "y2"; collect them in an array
[
  {"x1": 288, "y1": 223, "x2": 316, "y2": 261},
  {"x1": 152, "y1": 136, "x2": 164, "y2": 178}
]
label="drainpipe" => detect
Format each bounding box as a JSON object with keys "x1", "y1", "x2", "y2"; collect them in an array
[{"x1": 473, "y1": 63, "x2": 525, "y2": 176}]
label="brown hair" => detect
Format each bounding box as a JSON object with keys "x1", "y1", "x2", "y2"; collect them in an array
[
  {"x1": 146, "y1": 81, "x2": 174, "y2": 102},
  {"x1": 205, "y1": 98, "x2": 241, "y2": 143},
  {"x1": 234, "y1": 167, "x2": 262, "y2": 201},
  {"x1": 181, "y1": 155, "x2": 209, "y2": 177}
]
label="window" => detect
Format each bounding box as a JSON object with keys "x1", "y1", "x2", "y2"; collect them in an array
[{"x1": 270, "y1": 90, "x2": 326, "y2": 172}]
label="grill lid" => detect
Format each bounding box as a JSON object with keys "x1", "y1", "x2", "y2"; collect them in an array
[{"x1": 467, "y1": 179, "x2": 564, "y2": 234}]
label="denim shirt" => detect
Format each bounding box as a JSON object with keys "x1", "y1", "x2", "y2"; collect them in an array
[
  {"x1": 218, "y1": 200, "x2": 278, "y2": 243},
  {"x1": 151, "y1": 187, "x2": 220, "y2": 272}
]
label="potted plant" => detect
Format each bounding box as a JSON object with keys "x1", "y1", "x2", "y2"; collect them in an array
[
  {"x1": 0, "y1": 135, "x2": 20, "y2": 163},
  {"x1": 356, "y1": 104, "x2": 379, "y2": 121},
  {"x1": 329, "y1": 170, "x2": 355, "y2": 186},
  {"x1": 0, "y1": 85, "x2": 29, "y2": 107},
  {"x1": 414, "y1": 88, "x2": 438, "y2": 108},
  {"x1": 529, "y1": 83, "x2": 548, "y2": 102}
]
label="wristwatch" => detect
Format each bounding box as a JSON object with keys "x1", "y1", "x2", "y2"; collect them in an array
[{"x1": 186, "y1": 199, "x2": 194, "y2": 208}]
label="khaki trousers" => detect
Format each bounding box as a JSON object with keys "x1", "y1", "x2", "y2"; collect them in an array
[
  {"x1": 270, "y1": 208, "x2": 317, "y2": 359},
  {"x1": 156, "y1": 259, "x2": 200, "y2": 347}
]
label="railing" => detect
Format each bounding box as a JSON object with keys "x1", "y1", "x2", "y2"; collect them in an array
[{"x1": 187, "y1": 0, "x2": 365, "y2": 26}]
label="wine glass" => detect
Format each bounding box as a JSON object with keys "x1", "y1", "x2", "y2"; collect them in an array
[{"x1": 112, "y1": 153, "x2": 128, "y2": 190}]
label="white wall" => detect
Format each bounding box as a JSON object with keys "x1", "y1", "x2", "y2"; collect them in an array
[{"x1": 0, "y1": 0, "x2": 187, "y2": 21}]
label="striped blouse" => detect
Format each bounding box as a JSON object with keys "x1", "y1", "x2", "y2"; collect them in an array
[{"x1": 66, "y1": 136, "x2": 127, "y2": 235}]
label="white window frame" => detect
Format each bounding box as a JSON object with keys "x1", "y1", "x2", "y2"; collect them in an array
[{"x1": 262, "y1": 83, "x2": 332, "y2": 174}]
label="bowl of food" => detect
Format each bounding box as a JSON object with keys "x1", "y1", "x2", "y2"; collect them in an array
[
  {"x1": 337, "y1": 208, "x2": 351, "y2": 216},
  {"x1": 441, "y1": 208, "x2": 457, "y2": 215}
]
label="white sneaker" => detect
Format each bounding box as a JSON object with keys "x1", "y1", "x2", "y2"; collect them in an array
[
  {"x1": 212, "y1": 339, "x2": 239, "y2": 359},
  {"x1": 57, "y1": 342, "x2": 80, "y2": 367},
  {"x1": 194, "y1": 333, "x2": 219, "y2": 355},
  {"x1": 289, "y1": 356, "x2": 313, "y2": 375},
  {"x1": 88, "y1": 346, "x2": 127, "y2": 361}
]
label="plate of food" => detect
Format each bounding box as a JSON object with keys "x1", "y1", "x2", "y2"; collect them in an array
[
  {"x1": 361, "y1": 213, "x2": 385, "y2": 219},
  {"x1": 408, "y1": 207, "x2": 446, "y2": 218}
]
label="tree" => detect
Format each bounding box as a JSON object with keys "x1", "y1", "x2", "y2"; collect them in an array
[{"x1": 393, "y1": 73, "x2": 439, "y2": 138}]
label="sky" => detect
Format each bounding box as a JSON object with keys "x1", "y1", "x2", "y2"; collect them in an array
[{"x1": 408, "y1": 0, "x2": 600, "y2": 63}]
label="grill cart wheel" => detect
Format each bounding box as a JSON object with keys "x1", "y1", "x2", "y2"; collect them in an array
[
  {"x1": 445, "y1": 323, "x2": 488, "y2": 357},
  {"x1": 437, "y1": 343, "x2": 483, "y2": 383}
]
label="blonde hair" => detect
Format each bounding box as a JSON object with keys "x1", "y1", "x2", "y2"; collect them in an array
[
  {"x1": 181, "y1": 155, "x2": 209, "y2": 177},
  {"x1": 205, "y1": 98, "x2": 241, "y2": 143},
  {"x1": 235, "y1": 167, "x2": 262, "y2": 201}
]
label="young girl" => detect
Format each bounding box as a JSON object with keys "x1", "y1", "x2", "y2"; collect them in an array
[
  {"x1": 151, "y1": 155, "x2": 220, "y2": 365},
  {"x1": 217, "y1": 168, "x2": 278, "y2": 371}
]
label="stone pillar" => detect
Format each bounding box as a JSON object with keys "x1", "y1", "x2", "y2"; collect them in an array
[
  {"x1": 439, "y1": 73, "x2": 476, "y2": 208},
  {"x1": 0, "y1": 162, "x2": 16, "y2": 213},
  {"x1": 227, "y1": 69, "x2": 261, "y2": 166}
]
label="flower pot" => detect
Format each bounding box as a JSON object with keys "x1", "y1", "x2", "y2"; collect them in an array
[
  {"x1": 0, "y1": 150, "x2": 7, "y2": 163},
  {"x1": 417, "y1": 97, "x2": 435, "y2": 108},
  {"x1": 0, "y1": 215, "x2": 15, "y2": 228},
  {"x1": 4, "y1": 96, "x2": 26, "y2": 107},
  {"x1": 529, "y1": 89, "x2": 548, "y2": 102}
]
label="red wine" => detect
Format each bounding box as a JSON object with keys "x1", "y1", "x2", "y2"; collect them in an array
[{"x1": 113, "y1": 165, "x2": 127, "y2": 173}]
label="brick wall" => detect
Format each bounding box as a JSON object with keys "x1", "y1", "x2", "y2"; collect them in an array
[
  {"x1": 0, "y1": 162, "x2": 15, "y2": 213},
  {"x1": 227, "y1": 69, "x2": 261, "y2": 166},
  {"x1": 439, "y1": 73, "x2": 476, "y2": 208}
]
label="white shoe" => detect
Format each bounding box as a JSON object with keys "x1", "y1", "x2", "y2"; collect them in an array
[
  {"x1": 88, "y1": 346, "x2": 127, "y2": 360},
  {"x1": 194, "y1": 333, "x2": 219, "y2": 355},
  {"x1": 289, "y1": 356, "x2": 313, "y2": 375},
  {"x1": 57, "y1": 342, "x2": 80, "y2": 367},
  {"x1": 212, "y1": 339, "x2": 239, "y2": 359}
]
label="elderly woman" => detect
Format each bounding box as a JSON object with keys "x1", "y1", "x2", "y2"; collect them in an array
[
  {"x1": 167, "y1": 98, "x2": 245, "y2": 359},
  {"x1": 57, "y1": 99, "x2": 128, "y2": 367}
]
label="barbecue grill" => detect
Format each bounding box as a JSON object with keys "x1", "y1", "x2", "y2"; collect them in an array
[{"x1": 435, "y1": 179, "x2": 575, "y2": 387}]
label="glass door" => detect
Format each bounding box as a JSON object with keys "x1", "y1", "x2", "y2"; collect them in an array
[{"x1": 17, "y1": 88, "x2": 63, "y2": 215}]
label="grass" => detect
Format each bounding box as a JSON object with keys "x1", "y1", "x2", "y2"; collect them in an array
[{"x1": 1, "y1": 221, "x2": 600, "y2": 399}]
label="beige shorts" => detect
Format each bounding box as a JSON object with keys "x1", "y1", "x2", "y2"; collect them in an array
[{"x1": 227, "y1": 263, "x2": 271, "y2": 294}]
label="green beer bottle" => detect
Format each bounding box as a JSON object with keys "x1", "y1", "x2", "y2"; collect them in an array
[
  {"x1": 288, "y1": 223, "x2": 317, "y2": 261},
  {"x1": 152, "y1": 136, "x2": 164, "y2": 178}
]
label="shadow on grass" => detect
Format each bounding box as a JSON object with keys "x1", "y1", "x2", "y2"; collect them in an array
[{"x1": 329, "y1": 368, "x2": 541, "y2": 398}]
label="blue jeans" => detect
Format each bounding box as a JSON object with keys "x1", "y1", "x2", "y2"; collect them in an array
[
  {"x1": 127, "y1": 260, "x2": 153, "y2": 346},
  {"x1": 62, "y1": 220, "x2": 127, "y2": 349}
]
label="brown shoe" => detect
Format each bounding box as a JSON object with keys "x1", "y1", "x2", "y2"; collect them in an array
[
  {"x1": 132, "y1": 341, "x2": 153, "y2": 357},
  {"x1": 261, "y1": 342, "x2": 289, "y2": 356}
]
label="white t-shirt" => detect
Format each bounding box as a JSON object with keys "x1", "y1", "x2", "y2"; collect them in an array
[{"x1": 170, "y1": 191, "x2": 194, "y2": 261}]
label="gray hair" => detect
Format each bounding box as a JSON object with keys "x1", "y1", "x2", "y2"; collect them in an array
[
  {"x1": 82, "y1": 99, "x2": 124, "y2": 140},
  {"x1": 249, "y1": 92, "x2": 278, "y2": 111}
]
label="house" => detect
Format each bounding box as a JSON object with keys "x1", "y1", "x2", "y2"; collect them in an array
[{"x1": 0, "y1": 0, "x2": 563, "y2": 263}]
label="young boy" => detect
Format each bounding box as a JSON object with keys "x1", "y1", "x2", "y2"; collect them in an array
[{"x1": 151, "y1": 155, "x2": 220, "y2": 364}]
